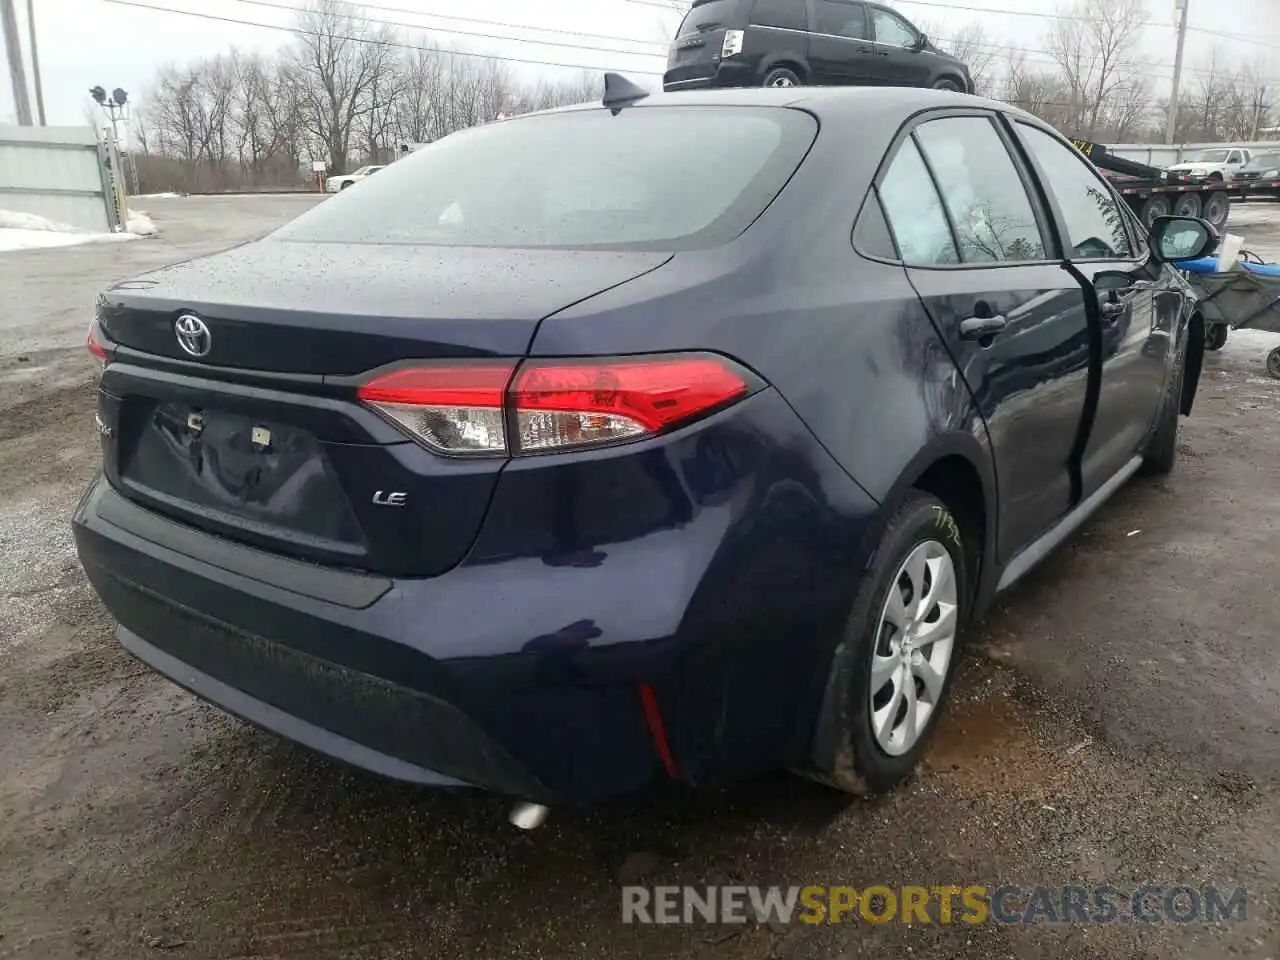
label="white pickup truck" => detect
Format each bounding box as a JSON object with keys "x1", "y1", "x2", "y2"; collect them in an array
[{"x1": 1166, "y1": 147, "x2": 1253, "y2": 182}]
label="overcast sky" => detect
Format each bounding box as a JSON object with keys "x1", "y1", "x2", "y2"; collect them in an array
[{"x1": 2, "y1": 0, "x2": 1278, "y2": 133}]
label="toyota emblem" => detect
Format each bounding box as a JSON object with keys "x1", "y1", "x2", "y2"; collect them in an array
[{"x1": 174, "y1": 313, "x2": 212, "y2": 357}]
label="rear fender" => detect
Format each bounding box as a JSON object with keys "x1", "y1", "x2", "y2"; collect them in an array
[
  {"x1": 1182, "y1": 311, "x2": 1205, "y2": 415},
  {"x1": 801, "y1": 430, "x2": 996, "y2": 788}
]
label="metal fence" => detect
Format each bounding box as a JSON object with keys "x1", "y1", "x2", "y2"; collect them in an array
[
  {"x1": 1107, "y1": 141, "x2": 1280, "y2": 168},
  {"x1": 0, "y1": 124, "x2": 120, "y2": 232}
]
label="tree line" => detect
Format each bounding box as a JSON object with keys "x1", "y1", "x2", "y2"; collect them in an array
[{"x1": 131, "y1": 0, "x2": 1277, "y2": 193}]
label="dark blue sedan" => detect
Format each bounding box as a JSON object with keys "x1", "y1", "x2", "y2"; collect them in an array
[{"x1": 73, "y1": 81, "x2": 1217, "y2": 820}]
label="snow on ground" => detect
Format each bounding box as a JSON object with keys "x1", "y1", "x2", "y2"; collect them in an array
[
  {"x1": 135, "y1": 192, "x2": 183, "y2": 199},
  {"x1": 0, "y1": 208, "x2": 158, "y2": 253}
]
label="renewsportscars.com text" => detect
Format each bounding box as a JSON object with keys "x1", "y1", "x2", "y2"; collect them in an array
[{"x1": 621, "y1": 884, "x2": 1248, "y2": 925}]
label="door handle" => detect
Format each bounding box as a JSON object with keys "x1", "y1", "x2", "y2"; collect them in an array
[
  {"x1": 959, "y1": 314, "x2": 1007, "y2": 340},
  {"x1": 1100, "y1": 301, "x2": 1126, "y2": 318}
]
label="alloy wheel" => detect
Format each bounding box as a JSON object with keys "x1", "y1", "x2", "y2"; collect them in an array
[{"x1": 868, "y1": 540, "x2": 958, "y2": 756}]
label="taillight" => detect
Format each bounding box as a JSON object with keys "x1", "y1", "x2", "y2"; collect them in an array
[
  {"x1": 721, "y1": 29, "x2": 744, "y2": 58},
  {"x1": 87, "y1": 318, "x2": 109, "y2": 364},
  {"x1": 356, "y1": 353, "x2": 757, "y2": 457}
]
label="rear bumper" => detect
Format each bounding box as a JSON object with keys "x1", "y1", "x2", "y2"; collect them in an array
[
  {"x1": 663, "y1": 60, "x2": 757, "y2": 91},
  {"x1": 73, "y1": 387, "x2": 880, "y2": 804}
]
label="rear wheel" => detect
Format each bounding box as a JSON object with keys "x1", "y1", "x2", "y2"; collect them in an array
[
  {"x1": 803, "y1": 492, "x2": 967, "y2": 794},
  {"x1": 1202, "y1": 191, "x2": 1231, "y2": 229},
  {"x1": 1173, "y1": 193, "x2": 1203, "y2": 218},
  {"x1": 1267, "y1": 347, "x2": 1280, "y2": 380},
  {"x1": 1205, "y1": 323, "x2": 1229, "y2": 351},
  {"x1": 932, "y1": 77, "x2": 963, "y2": 92},
  {"x1": 339, "y1": 180, "x2": 353, "y2": 190},
  {"x1": 762, "y1": 67, "x2": 801, "y2": 88},
  {"x1": 1139, "y1": 195, "x2": 1172, "y2": 227}
]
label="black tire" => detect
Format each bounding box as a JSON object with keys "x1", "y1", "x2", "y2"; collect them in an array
[
  {"x1": 803, "y1": 492, "x2": 969, "y2": 795},
  {"x1": 1267, "y1": 347, "x2": 1280, "y2": 380},
  {"x1": 932, "y1": 76, "x2": 963, "y2": 92},
  {"x1": 1207, "y1": 172, "x2": 1224, "y2": 182},
  {"x1": 1202, "y1": 191, "x2": 1231, "y2": 229},
  {"x1": 1173, "y1": 193, "x2": 1203, "y2": 218},
  {"x1": 1205, "y1": 323, "x2": 1229, "y2": 351},
  {"x1": 1141, "y1": 334, "x2": 1187, "y2": 476},
  {"x1": 762, "y1": 67, "x2": 801, "y2": 88},
  {"x1": 1139, "y1": 195, "x2": 1172, "y2": 227},
  {"x1": 339, "y1": 180, "x2": 353, "y2": 190}
]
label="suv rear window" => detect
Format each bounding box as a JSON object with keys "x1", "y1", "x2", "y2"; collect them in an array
[
  {"x1": 677, "y1": 0, "x2": 739, "y2": 37},
  {"x1": 272, "y1": 107, "x2": 818, "y2": 252}
]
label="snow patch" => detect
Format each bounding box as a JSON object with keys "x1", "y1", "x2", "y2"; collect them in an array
[
  {"x1": 0, "y1": 207, "x2": 159, "y2": 253},
  {"x1": 135, "y1": 192, "x2": 183, "y2": 198}
]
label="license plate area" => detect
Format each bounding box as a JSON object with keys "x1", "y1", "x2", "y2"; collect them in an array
[{"x1": 119, "y1": 400, "x2": 366, "y2": 554}]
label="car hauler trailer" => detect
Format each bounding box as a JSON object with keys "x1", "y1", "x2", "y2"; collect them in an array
[{"x1": 1072, "y1": 138, "x2": 1233, "y2": 230}]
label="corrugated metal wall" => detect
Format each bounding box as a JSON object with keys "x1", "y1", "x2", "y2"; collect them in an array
[{"x1": 0, "y1": 125, "x2": 116, "y2": 232}]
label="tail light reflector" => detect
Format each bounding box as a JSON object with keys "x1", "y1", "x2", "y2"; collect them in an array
[{"x1": 356, "y1": 353, "x2": 756, "y2": 457}]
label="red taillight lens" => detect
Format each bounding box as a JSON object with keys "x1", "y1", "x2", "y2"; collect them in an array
[
  {"x1": 510, "y1": 356, "x2": 750, "y2": 454},
  {"x1": 356, "y1": 353, "x2": 755, "y2": 457},
  {"x1": 87, "y1": 319, "x2": 109, "y2": 363}
]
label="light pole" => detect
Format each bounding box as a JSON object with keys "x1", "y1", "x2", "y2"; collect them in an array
[
  {"x1": 91, "y1": 85, "x2": 131, "y2": 228},
  {"x1": 26, "y1": 0, "x2": 44, "y2": 124},
  {"x1": 1166, "y1": 0, "x2": 1190, "y2": 145}
]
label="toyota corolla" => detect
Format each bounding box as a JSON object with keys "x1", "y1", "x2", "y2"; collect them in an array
[{"x1": 73, "y1": 80, "x2": 1216, "y2": 820}]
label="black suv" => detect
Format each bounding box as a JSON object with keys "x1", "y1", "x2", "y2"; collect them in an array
[{"x1": 663, "y1": 0, "x2": 972, "y2": 92}]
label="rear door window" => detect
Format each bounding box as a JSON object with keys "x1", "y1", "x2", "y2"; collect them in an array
[
  {"x1": 749, "y1": 0, "x2": 807, "y2": 31},
  {"x1": 912, "y1": 116, "x2": 1047, "y2": 263},
  {"x1": 878, "y1": 137, "x2": 958, "y2": 265},
  {"x1": 814, "y1": 0, "x2": 869, "y2": 39}
]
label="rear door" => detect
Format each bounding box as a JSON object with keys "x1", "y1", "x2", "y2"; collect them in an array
[
  {"x1": 874, "y1": 110, "x2": 1091, "y2": 562},
  {"x1": 1012, "y1": 121, "x2": 1168, "y2": 497},
  {"x1": 665, "y1": 0, "x2": 741, "y2": 86},
  {"x1": 865, "y1": 4, "x2": 933, "y2": 87},
  {"x1": 808, "y1": 0, "x2": 876, "y2": 85}
]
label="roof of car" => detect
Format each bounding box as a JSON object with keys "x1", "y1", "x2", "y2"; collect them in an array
[{"x1": 530, "y1": 84, "x2": 1040, "y2": 127}]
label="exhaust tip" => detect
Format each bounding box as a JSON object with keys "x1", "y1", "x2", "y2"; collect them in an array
[{"x1": 509, "y1": 802, "x2": 549, "y2": 830}]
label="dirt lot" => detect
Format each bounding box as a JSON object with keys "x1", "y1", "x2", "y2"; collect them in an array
[{"x1": 1, "y1": 196, "x2": 1279, "y2": 960}]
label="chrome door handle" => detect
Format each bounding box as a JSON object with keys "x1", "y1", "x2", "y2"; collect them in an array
[{"x1": 959, "y1": 314, "x2": 1008, "y2": 339}]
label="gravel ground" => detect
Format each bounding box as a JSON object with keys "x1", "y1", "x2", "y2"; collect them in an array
[{"x1": 1, "y1": 196, "x2": 1279, "y2": 960}]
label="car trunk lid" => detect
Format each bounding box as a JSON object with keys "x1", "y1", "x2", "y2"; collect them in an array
[{"x1": 95, "y1": 240, "x2": 671, "y2": 577}]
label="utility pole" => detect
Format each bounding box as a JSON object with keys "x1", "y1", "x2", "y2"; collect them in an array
[
  {"x1": 0, "y1": 0, "x2": 33, "y2": 125},
  {"x1": 1166, "y1": 0, "x2": 1190, "y2": 145},
  {"x1": 26, "y1": 0, "x2": 44, "y2": 124}
]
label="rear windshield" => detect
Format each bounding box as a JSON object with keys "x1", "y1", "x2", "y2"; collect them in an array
[
  {"x1": 677, "y1": 0, "x2": 740, "y2": 37},
  {"x1": 272, "y1": 106, "x2": 817, "y2": 251},
  {"x1": 1248, "y1": 153, "x2": 1280, "y2": 168}
]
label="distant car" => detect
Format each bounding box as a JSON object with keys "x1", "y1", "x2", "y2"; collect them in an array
[
  {"x1": 1166, "y1": 148, "x2": 1252, "y2": 182},
  {"x1": 76, "y1": 86, "x2": 1216, "y2": 813},
  {"x1": 326, "y1": 165, "x2": 385, "y2": 193},
  {"x1": 663, "y1": 0, "x2": 972, "y2": 92},
  {"x1": 1231, "y1": 152, "x2": 1280, "y2": 199}
]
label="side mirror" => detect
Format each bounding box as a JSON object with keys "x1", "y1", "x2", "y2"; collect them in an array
[
  {"x1": 1149, "y1": 215, "x2": 1219, "y2": 263},
  {"x1": 914, "y1": 32, "x2": 928, "y2": 50}
]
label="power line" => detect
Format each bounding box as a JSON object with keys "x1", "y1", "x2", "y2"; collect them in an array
[
  {"x1": 224, "y1": 0, "x2": 670, "y2": 56},
  {"x1": 99, "y1": 0, "x2": 666, "y2": 74}
]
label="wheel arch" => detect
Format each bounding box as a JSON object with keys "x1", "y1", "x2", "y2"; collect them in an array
[
  {"x1": 798, "y1": 431, "x2": 997, "y2": 790},
  {"x1": 759, "y1": 55, "x2": 809, "y2": 83}
]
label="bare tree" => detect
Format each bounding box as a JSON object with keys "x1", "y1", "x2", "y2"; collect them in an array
[
  {"x1": 290, "y1": 0, "x2": 398, "y2": 173},
  {"x1": 920, "y1": 20, "x2": 999, "y2": 97},
  {"x1": 1044, "y1": 0, "x2": 1149, "y2": 139}
]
